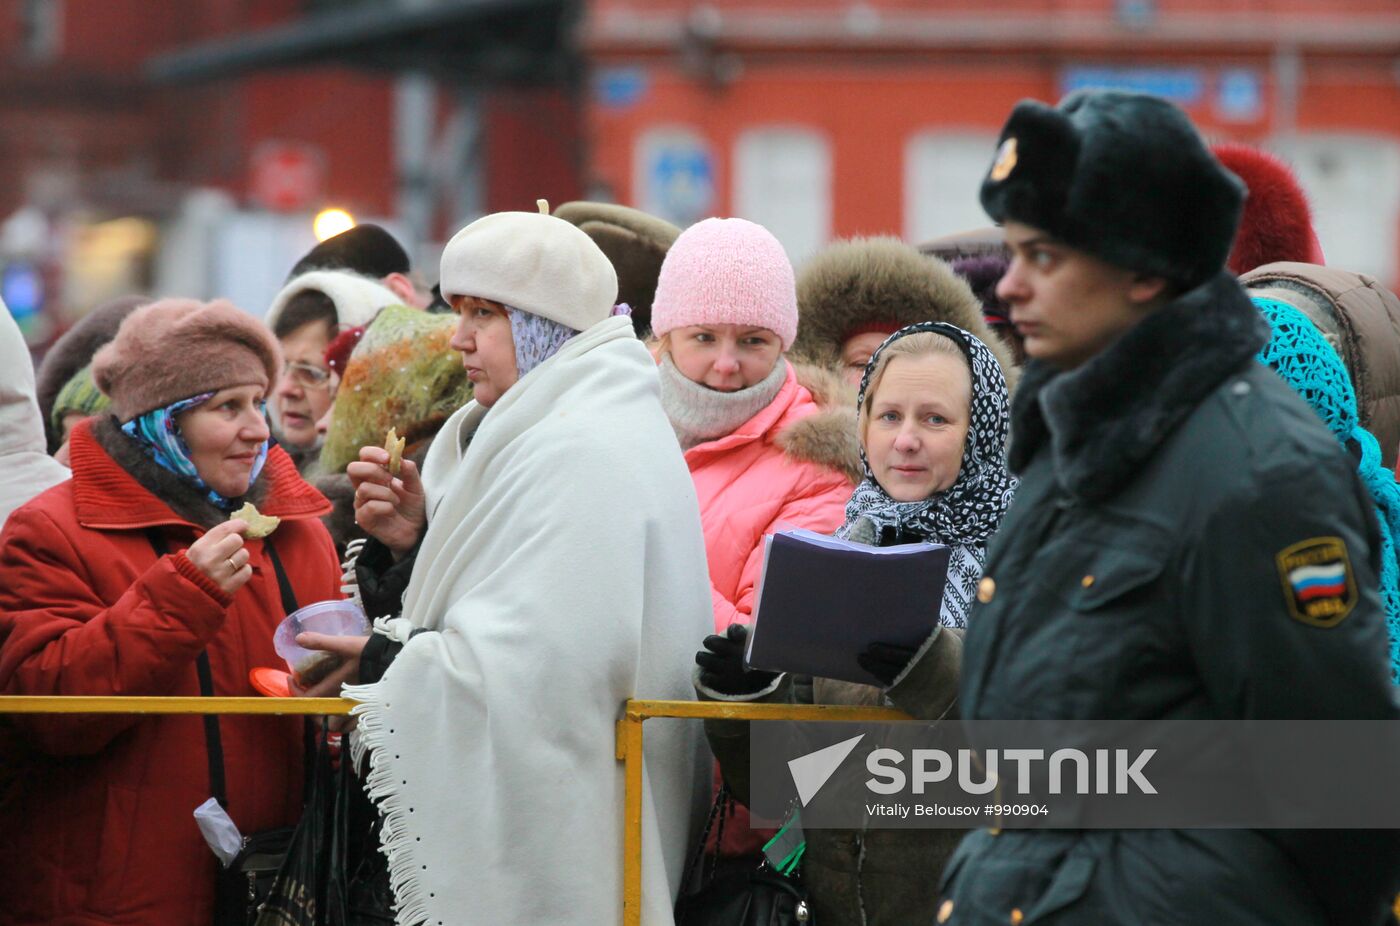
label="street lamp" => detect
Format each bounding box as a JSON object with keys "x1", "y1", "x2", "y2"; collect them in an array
[{"x1": 313, "y1": 207, "x2": 356, "y2": 242}]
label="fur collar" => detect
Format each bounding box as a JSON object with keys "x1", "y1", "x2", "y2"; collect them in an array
[
  {"x1": 776, "y1": 362, "x2": 864, "y2": 484},
  {"x1": 1008, "y1": 271, "x2": 1269, "y2": 502},
  {"x1": 77, "y1": 416, "x2": 328, "y2": 530}
]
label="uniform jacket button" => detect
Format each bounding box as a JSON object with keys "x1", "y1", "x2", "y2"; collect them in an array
[
  {"x1": 937, "y1": 899, "x2": 954, "y2": 923},
  {"x1": 978, "y1": 576, "x2": 996, "y2": 603},
  {"x1": 1010, "y1": 908, "x2": 1024, "y2": 925},
  {"x1": 1081, "y1": 575, "x2": 1095, "y2": 588}
]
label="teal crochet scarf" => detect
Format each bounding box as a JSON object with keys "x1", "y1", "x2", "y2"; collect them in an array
[{"x1": 1254, "y1": 296, "x2": 1400, "y2": 682}]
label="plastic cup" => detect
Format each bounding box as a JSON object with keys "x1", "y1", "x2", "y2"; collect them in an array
[{"x1": 273, "y1": 599, "x2": 369, "y2": 686}]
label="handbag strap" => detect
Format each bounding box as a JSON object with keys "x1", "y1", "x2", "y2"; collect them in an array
[
  {"x1": 144, "y1": 527, "x2": 302, "y2": 811},
  {"x1": 262, "y1": 538, "x2": 299, "y2": 616},
  {"x1": 680, "y1": 783, "x2": 735, "y2": 893}
]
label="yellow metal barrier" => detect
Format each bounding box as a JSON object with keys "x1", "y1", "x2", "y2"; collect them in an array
[
  {"x1": 0, "y1": 694, "x2": 912, "y2": 926},
  {"x1": 0, "y1": 695, "x2": 351, "y2": 715},
  {"x1": 616, "y1": 700, "x2": 916, "y2": 926}
]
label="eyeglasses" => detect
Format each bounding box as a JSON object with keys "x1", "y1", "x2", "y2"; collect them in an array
[{"x1": 282, "y1": 361, "x2": 333, "y2": 391}]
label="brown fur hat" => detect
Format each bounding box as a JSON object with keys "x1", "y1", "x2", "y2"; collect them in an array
[
  {"x1": 552, "y1": 201, "x2": 680, "y2": 337},
  {"x1": 794, "y1": 236, "x2": 1018, "y2": 386},
  {"x1": 35, "y1": 294, "x2": 149, "y2": 451},
  {"x1": 92, "y1": 298, "x2": 281, "y2": 422}
]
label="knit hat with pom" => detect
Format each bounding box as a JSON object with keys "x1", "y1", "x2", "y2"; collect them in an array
[
  {"x1": 92, "y1": 298, "x2": 281, "y2": 422},
  {"x1": 650, "y1": 217, "x2": 798, "y2": 350},
  {"x1": 1212, "y1": 142, "x2": 1326, "y2": 275}
]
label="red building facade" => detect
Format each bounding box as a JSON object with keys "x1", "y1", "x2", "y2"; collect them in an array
[{"x1": 584, "y1": 0, "x2": 1400, "y2": 287}]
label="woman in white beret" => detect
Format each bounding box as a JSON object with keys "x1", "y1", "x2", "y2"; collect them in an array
[{"x1": 296, "y1": 207, "x2": 711, "y2": 926}]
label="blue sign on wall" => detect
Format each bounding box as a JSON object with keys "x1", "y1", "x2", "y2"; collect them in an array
[
  {"x1": 594, "y1": 68, "x2": 650, "y2": 110},
  {"x1": 1060, "y1": 67, "x2": 1204, "y2": 106},
  {"x1": 641, "y1": 133, "x2": 716, "y2": 228},
  {"x1": 2, "y1": 262, "x2": 42, "y2": 318},
  {"x1": 1216, "y1": 69, "x2": 1263, "y2": 122}
]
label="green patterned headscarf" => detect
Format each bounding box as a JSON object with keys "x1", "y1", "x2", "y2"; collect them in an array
[
  {"x1": 319, "y1": 305, "x2": 472, "y2": 475},
  {"x1": 51, "y1": 363, "x2": 109, "y2": 434}
]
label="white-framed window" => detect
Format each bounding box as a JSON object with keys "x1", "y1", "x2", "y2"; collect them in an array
[
  {"x1": 1275, "y1": 134, "x2": 1400, "y2": 286},
  {"x1": 903, "y1": 131, "x2": 999, "y2": 246},
  {"x1": 733, "y1": 126, "x2": 832, "y2": 264}
]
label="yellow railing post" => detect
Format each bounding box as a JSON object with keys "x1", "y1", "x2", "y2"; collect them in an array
[
  {"x1": 0, "y1": 695, "x2": 351, "y2": 714},
  {"x1": 618, "y1": 706, "x2": 646, "y2": 926},
  {"x1": 614, "y1": 700, "x2": 915, "y2": 926}
]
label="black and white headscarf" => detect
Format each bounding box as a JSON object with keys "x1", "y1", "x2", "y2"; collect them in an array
[{"x1": 834, "y1": 322, "x2": 1017, "y2": 627}]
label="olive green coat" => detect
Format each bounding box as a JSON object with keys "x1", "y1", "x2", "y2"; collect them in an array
[{"x1": 698, "y1": 624, "x2": 965, "y2": 926}]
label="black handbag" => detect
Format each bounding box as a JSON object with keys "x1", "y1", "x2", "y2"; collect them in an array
[
  {"x1": 250, "y1": 722, "x2": 334, "y2": 926},
  {"x1": 674, "y1": 786, "x2": 813, "y2": 926},
  {"x1": 326, "y1": 751, "x2": 396, "y2": 925}
]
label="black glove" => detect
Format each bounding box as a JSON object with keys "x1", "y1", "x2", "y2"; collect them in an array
[
  {"x1": 695, "y1": 623, "x2": 779, "y2": 696},
  {"x1": 857, "y1": 641, "x2": 920, "y2": 688}
]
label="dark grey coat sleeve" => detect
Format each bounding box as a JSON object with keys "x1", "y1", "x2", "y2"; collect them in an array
[
  {"x1": 694, "y1": 670, "x2": 807, "y2": 807},
  {"x1": 885, "y1": 626, "x2": 964, "y2": 721},
  {"x1": 1179, "y1": 457, "x2": 1397, "y2": 720}
]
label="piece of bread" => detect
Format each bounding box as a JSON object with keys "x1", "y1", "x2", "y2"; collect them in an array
[
  {"x1": 384, "y1": 427, "x2": 406, "y2": 476},
  {"x1": 231, "y1": 501, "x2": 281, "y2": 539}
]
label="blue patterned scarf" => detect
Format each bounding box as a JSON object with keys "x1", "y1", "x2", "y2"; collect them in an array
[{"x1": 120, "y1": 392, "x2": 269, "y2": 511}]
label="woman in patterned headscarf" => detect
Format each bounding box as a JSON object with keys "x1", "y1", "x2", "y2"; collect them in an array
[
  {"x1": 694, "y1": 322, "x2": 1016, "y2": 925},
  {"x1": 1254, "y1": 296, "x2": 1400, "y2": 682},
  {"x1": 836, "y1": 321, "x2": 1017, "y2": 629}
]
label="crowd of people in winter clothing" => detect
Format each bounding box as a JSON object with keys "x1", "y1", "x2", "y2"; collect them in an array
[{"x1": 2, "y1": 86, "x2": 1400, "y2": 926}]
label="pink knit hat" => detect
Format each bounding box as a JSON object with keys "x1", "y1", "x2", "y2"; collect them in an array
[{"x1": 650, "y1": 217, "x2": 798, "y2": 350}]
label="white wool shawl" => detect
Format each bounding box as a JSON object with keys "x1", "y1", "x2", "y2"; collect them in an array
[{"x1": 344, "y1": 316, "x2": 711, "y2": 926}]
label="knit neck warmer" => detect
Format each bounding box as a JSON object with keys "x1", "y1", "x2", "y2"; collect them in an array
[
  {"x1": 120, "y1": 392, "x2": 269, "y2": 511},
  {"x1": 1255, "y1": 296, "x2": 1400, "y2": 682},
  {"x1": 834, "y1": 322, "x2": 1017, "y2": 628},
  {"x1": 658, "y1": 353, "x2": 787, "y2": 451}
]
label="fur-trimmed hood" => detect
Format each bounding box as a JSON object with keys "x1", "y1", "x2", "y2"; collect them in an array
[
  {"x1": 777, "y1": 362, "x2": 863, "y2": 484},
  {"x1": 793, "y1": 236, "x2": 1019, "y2": 388},
  {"x1": 1009, "y1": 271, "x2": 1269, "y2": 502}
]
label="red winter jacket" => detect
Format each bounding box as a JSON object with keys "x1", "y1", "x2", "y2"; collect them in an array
[{"x1": 0, "y1": 418, "x2": 341, "y2": 926}]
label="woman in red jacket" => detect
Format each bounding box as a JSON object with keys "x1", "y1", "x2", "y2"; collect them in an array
[{"x1": 0, "y1": 298, "x2": 342, "y2": 926}]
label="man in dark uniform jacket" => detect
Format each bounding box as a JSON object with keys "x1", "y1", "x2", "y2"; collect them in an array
[{"x1": 937, "y1": 89, "x2": 1400, "y2": 925}]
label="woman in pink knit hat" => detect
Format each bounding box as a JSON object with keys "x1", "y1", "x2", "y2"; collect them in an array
[
  {"x1": 653, "y1": 218, "x2": 858, "y2": 630},
  {"x1": 0, "y1": 298, "x2": 342, "y2": 926},
  {"x1": 652, "y1": 216, "x2": 859, "y2": 860}
]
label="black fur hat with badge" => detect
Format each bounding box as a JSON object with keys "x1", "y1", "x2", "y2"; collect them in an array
[{"x1": 980, "y1": 89, "x2": 1246, "y2": 289}]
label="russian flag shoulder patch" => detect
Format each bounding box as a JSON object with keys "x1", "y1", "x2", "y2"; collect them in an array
[{"x1": 1276, "y1": 537, "x2": 1357, "y2": 628}]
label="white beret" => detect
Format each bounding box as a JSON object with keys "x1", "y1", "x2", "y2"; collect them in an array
[{"x1": 439, "y1": 211, "x2": 619, "y2": 332}]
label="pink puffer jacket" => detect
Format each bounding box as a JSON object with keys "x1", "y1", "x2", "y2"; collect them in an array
[{"x1": 686, "y1": 361, "x2": 860, "y2": 633}]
